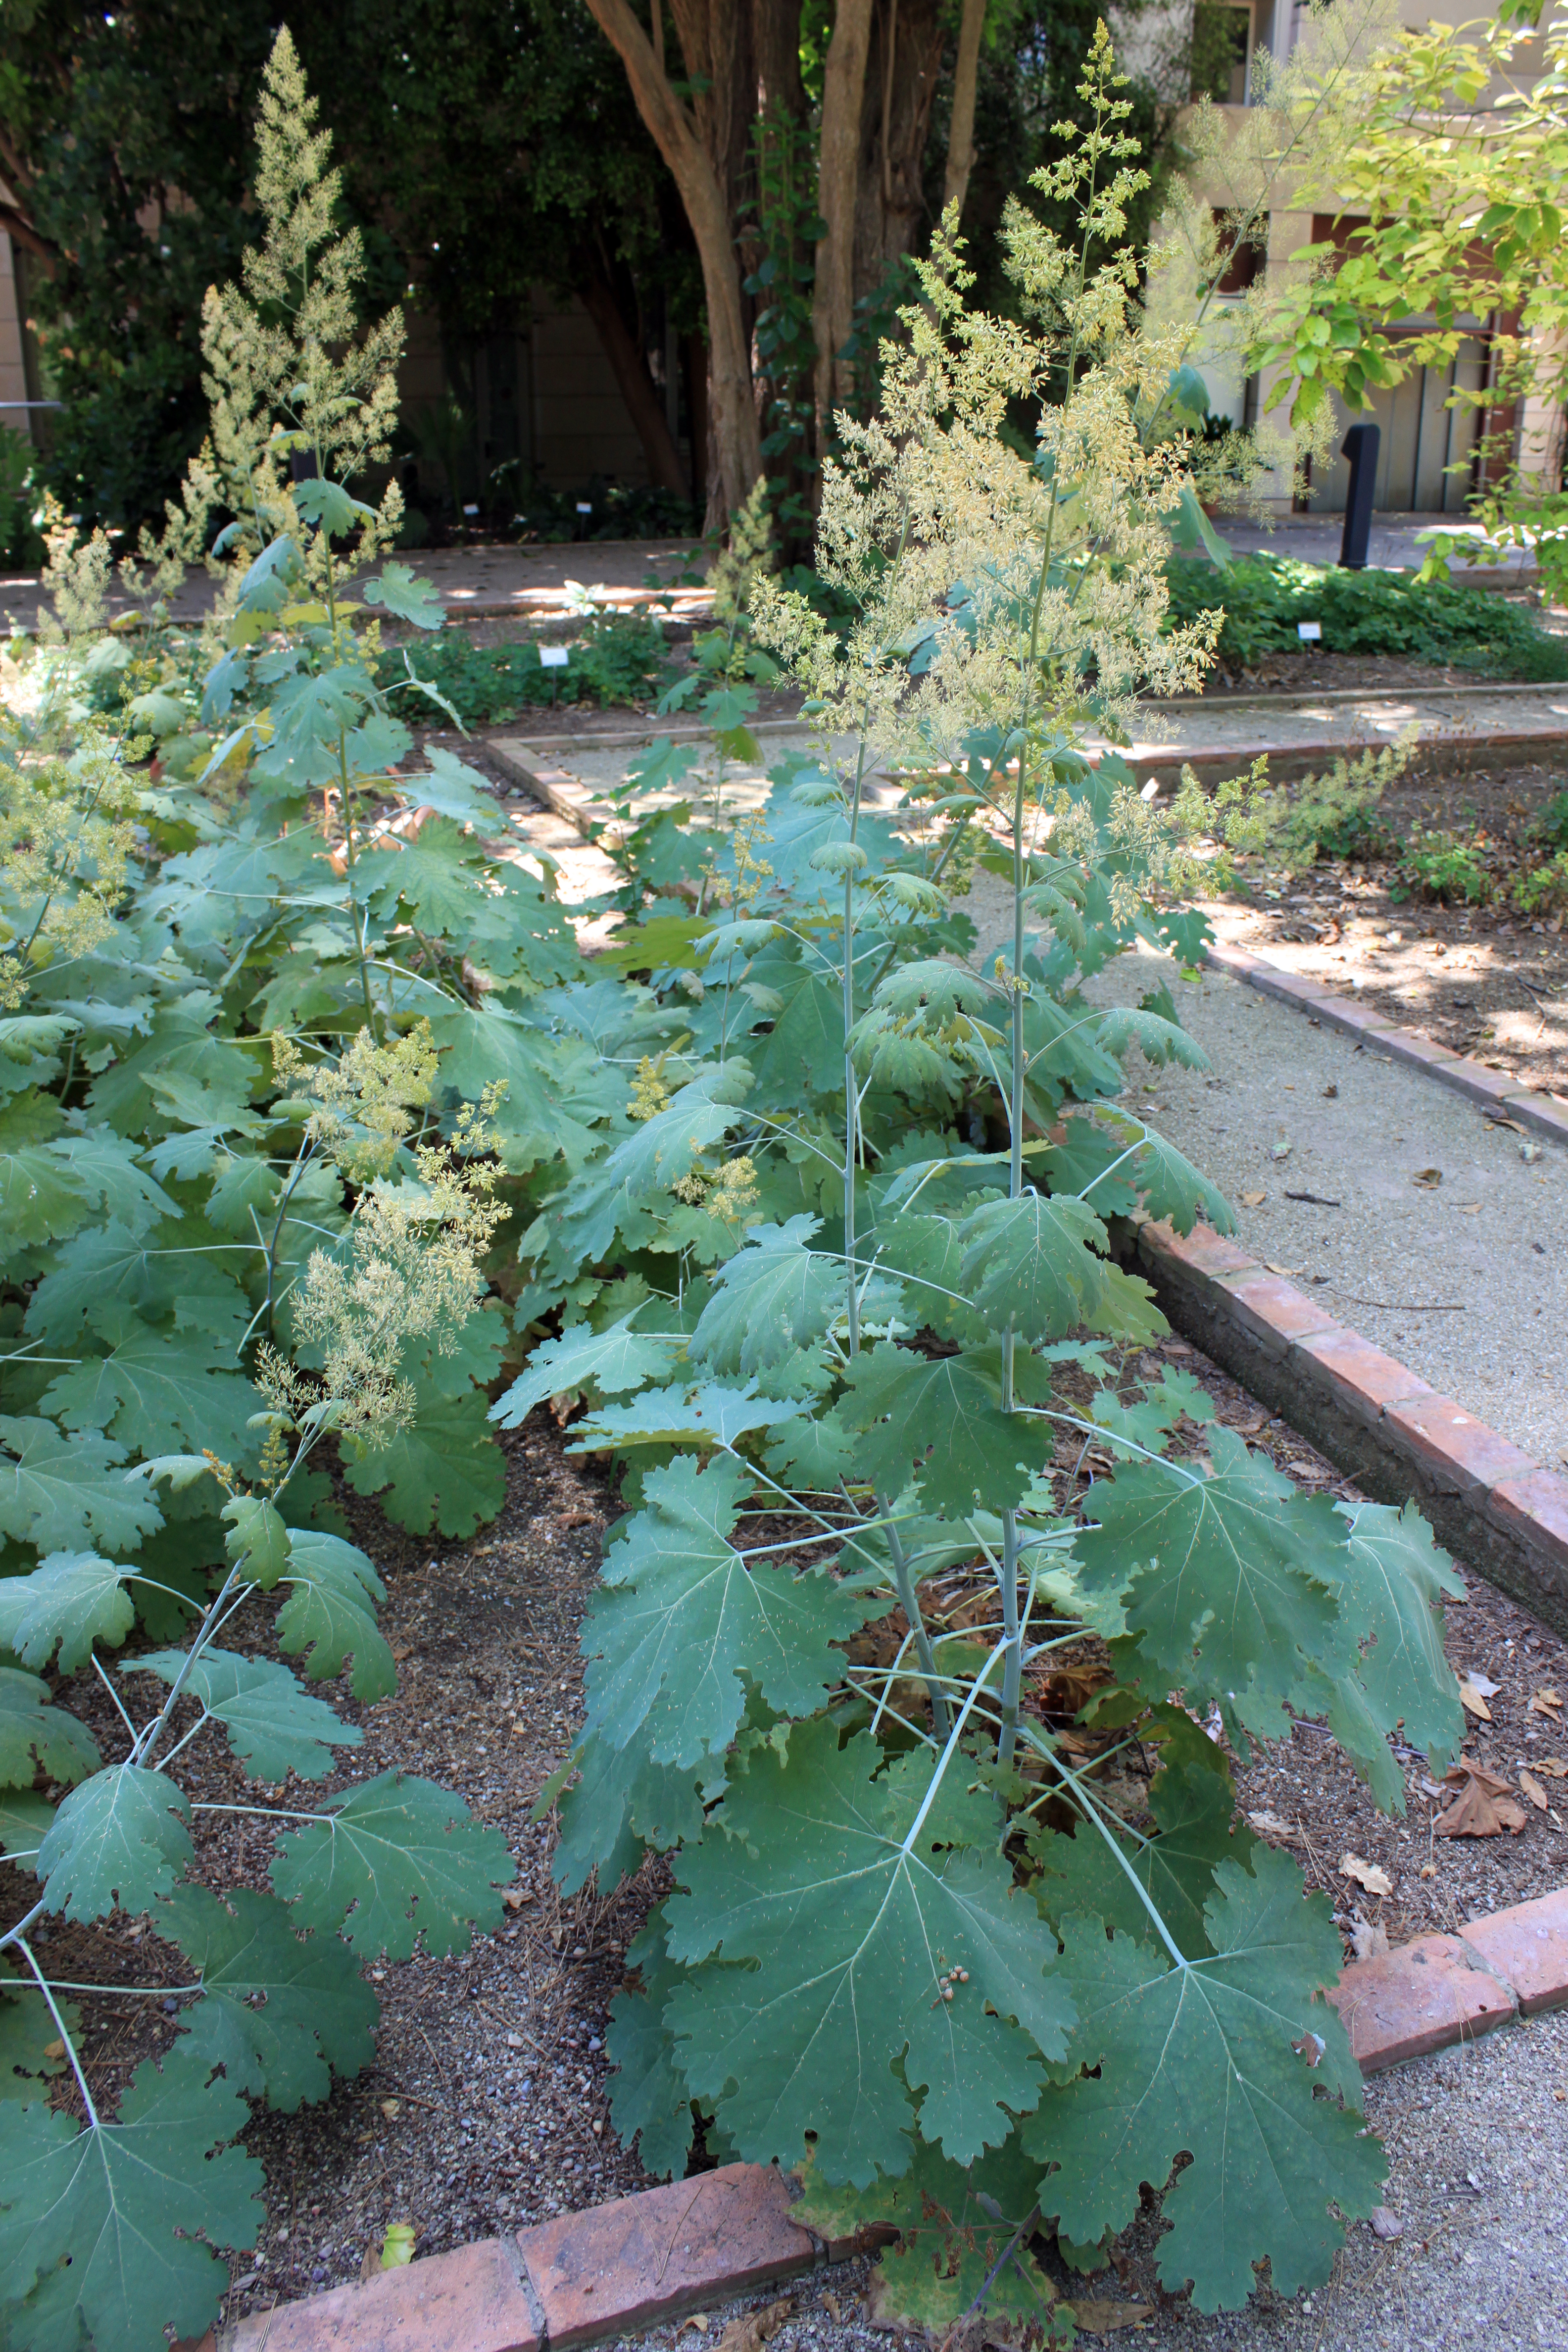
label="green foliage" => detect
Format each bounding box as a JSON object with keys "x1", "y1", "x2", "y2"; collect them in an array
[
  {"x1": 1515, "y1": 847, "x2": 1568, "y2": 914},
  {"x1": 0, "y1": 431, "x2": 43, "y2": 572},
  {"x1": 508, "y1": 44, "x2": 1463, "y2": 2335},
  {"x1": 1528, "y1": 788, "x2": 1568, "y2": 855},
  {"x1": 1393, "y1": 825, "x2": 1493, "y2": 906},
  {"x1": 374, "y1": 615, "x2": 674, "y2": 727},
  {"x1": 1164, "y1": 552, "x2": 1568, "y2": 681},
  {"x1": 0, "y1": 51, "x2": 526, "y2": 2346},
  {"x1": 0, "y1": 31, "x2": 1468, "y2": 2345},
  {"x1": 0, "y1": 2046, "x2": 264, "y2": 2352}
]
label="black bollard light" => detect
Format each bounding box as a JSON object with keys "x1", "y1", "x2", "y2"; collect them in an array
[{"x1": 1339, "y1": 421, "x2": 1379, "y2": 569}]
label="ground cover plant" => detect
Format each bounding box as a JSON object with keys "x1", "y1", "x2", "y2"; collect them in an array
[
  {"x1": 0, "y1": 28, "x2": 1470, "y2": 2350},
  {"x1": 1162, "y1": 551, "x2": 1568, "y2": 682},
  {"x1": 373, "y1": 610, "x2": 674, "y2": 727}
]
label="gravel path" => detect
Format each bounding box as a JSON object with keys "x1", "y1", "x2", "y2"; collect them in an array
[
  {"x1": 612, "y1": 2012, "x2": 1568, "y2": 2352},
  {"x1": 961, "y1": 873, "x2": 1568, "y2": 1466}
]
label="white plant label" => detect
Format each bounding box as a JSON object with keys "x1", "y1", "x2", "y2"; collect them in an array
[
  {"x1": 1297, "y1": 620, "x2": 1323, "y2": 641},
  {"x1": 539, "y1": 645, "x2": 570, "y2": 669}
]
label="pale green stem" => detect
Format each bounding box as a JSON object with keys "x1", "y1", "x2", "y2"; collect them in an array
[
  {"x1": 18, "y1": 1939, "x2": 99, "y2": 2127},
  {"x1": 1015, "y1": 1718, "x2": 1187, "y2": 1971},
  {"x1": 877, "y1": 1493, "x2": 952, "y2": 1741}
]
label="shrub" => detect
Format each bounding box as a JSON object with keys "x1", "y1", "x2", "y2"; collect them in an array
[
  {"x1": 1175, "y1": 745, "x2": 1406, "y2": 883},
  {"x1": 374, "y1": 614, "x2": 674, "y2": 725},
  {"x1": 1164, "y1": 551, "x2": 1568, "y2": 681}
]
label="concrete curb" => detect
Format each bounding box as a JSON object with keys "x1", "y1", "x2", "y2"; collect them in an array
[
  {"x1": 187, "y1": 1892, "x2": 1568, "y2": 2352},
  {"x1": 1126, "y1": 1214, "x2": 1568, "y2": 1632},
  {"x1": 1201, "y1": 938, "x2": 1568, "y2": 1149}
]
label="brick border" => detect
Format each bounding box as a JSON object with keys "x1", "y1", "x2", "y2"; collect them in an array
[
  {"x1": 1201, "y1": 938, "x2": 1568, "y2": 1148},
  {"x1": 188, "y1": 1892, "x2": 1567, "y2": 2352},
  {"x1": 1124, "y1": 1213, "x2": 1568, "y2": 1632}
]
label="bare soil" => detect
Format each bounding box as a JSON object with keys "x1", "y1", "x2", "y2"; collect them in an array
[
  {"x1": 1206, "y1": 755, "x2": 1568, "y2": 1094},
  {"x1": 1171, "y1": 650, "x2": 1513, "y2": 699},
  {"x1": 7, "y1": 1323, "x2": 1564, "y2": 2339}
]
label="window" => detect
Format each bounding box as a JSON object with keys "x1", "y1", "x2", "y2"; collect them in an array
[{"x1": 1191, "y1": 3, "x2": 1252, "y2": 104}]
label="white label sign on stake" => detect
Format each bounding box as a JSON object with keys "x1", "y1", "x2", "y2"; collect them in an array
[
  {"x1": 1297, "y1": 620, "x2": 1323, "y2": 641},
  {"x1": 576, "y1": 501, "x2": 593, "y2": 514},
  {"x1": 538, "y1": 645, "x2": 571, "y2": 669}
]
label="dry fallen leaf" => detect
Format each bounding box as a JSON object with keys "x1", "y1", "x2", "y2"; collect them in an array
[
  {"x1": 1412, "y1": 1166, "x2": 1443, "y2": 1187},
  {"x1": 1457, "y1": 1202, "x2": 1483, "y2": 1215},
  {"x1": 1457, "y1": 1678, "x2": 1493, "y2": 1721},
  {"x1": 715, "y1": 2300, "x2": 794, "y2": 2352},
  {"x1": 1520, "y1": 1769, "x2": 1549, "y2": 1812},
  {"x1": 1350, "y1": 1914, "x2": 1390, "y2": 1961},
  {"x1": 390, "y1": 1640, "x2": 413, "y2": 1663},
  {"x1": 677, "y1": 2318, "x2": 710, "y2": 2337},
  {"x1": 1240, "y1": 1189, "x2": 1267, "y2": 1207},
  {"x1": 1530, "y1": 1756, "x2": 1568, "y2": 1778},
  {"x1": 1340, "y1": 1851, "x2": 1394, "y2": 1897},
  {"x1": 501, "y1": 1888, "x2": 529, "y2": 1911},
  {"x1": 1369, "y1": 2207, "x2": 1405, "y2": 2242},
  {"x1": 1246, "y1": 1809, "x2": 1300, "y2": 1844},
  {"x1": 1530, "y1": 1687, "x2": 1563, "y2": 1719},
  {"x1": 380, "y1": 2098, "x2": 401, "y2": 2119},
  {"x1": 1434, "y1": 1761, "x2": 1529, "y2": 1838},
  {"x1": 1067, "y1": 2306, "x2": 1156, "y2": 2338},
  {"x1": 818, "y1": 2295, "x2": 842, "y2": 2325},
  {"x1": 1264, "y1": 1261, "x2": 1305, "y2": 1277},
  {"x1": 1465, "y1": 1669, "x2": 1502, "y2": 1699},
  {"x1": 1420, "y1": 1861, "x2": 1437, "y2": 1879}
]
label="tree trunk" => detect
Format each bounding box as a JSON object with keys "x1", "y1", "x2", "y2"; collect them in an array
[
  {"x1": 943, "y1": 0, "x2": 987, "y2": 222},
  {"x1": 854, "y1": 0, "x2": 945, "y2": 306},
  {"x1": 583, "y1": 0, "x2": 762, "y2": 532},
  {"x1": 578, "y1": 265, "x2": 691, "y2": 500},
  {"x1": 813, "y1": 0, "x2": 876, "y2": 437},
  {"x1": 753, "y1": 0, "x2": 805, "y2": 126}
]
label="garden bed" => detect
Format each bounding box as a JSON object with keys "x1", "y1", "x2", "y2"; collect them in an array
[
  {"x1": 12, "y1": 1332, "x2": 1562, "y2": 2339},
  {"x1": 1206, "y1": 757, "x2": 1568, "y2": 1094}
]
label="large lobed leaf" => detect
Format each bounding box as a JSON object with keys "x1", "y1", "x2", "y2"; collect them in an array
[
  {"x1": 0, "y1": 1416, "x2": 163, "y2": 1558},
  {"x1": 344, "y1": 1370, "x2": 505, "y2": 1538},
  {"x1": 38, "y1": 1766, "x2": 194, "y2": 1923},
  {"x1": 126, "y1": 1650, "x2": 361, "y2": 1782},
  {"x1": 688, "y1": 1217, "x2": 839, "y2": 1374},
  {"x1": 1075, "y1": 1427, "x2": 1355, "y2": 1741},
  {"x1": 273, "y1": 1528, "x2": 395, "y2": 1701},
  {"x1": 163, "y1": 1886, "x2": 378, "y2": 2111},
  {"x1": 1029, "y1": 1846, "x2": 1382, "y2": 2311},
  {"x1": 0, "y1": 1669, "x2": 100, "y2": 1791},
  {"x1": 662, "y1": 1721, "x2": 1076, "y2": 2184},
  {"x1": 1287, "y1": 1501, "x2": 1468, "y2": 1808},
  {"x1": 0, "y1": 2045, "x2": 263, "y2": 2352},
  {"x1": 821, "y1": 1346, "x2": 1046, "y2": 1515},
  {"x1": 270, "y1": 1770, "x2": 512, "y2": 1958},
  {"x1": 0, "y1": 1552, "x2": 136, "y2": 1674},
  {"x1": 585, "y1": 1453, "x2": 881, "y2": 1768},
  {"x1": 491, "y1": 1309, "x2": 682, "y2": 1428}
]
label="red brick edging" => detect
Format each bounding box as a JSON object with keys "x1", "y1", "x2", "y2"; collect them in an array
[
  {"x1": 1202, "y1": 937, "x2": 1568, "y2": 1148},
  {"x1": 186, "y1": 1891, "x2": 1568, "y2": 2352}
]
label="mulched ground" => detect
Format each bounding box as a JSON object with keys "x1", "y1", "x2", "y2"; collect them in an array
[
  {"x1": 1206, "y1": 754, "x2": 1568, "y2": 1095},
  {"x1": 1171, "y1": 649, "x2": 1521, "y2": 699},
  {"x1": 7, "y1": 1319, "x2": 1564, "y2": 2339}
]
